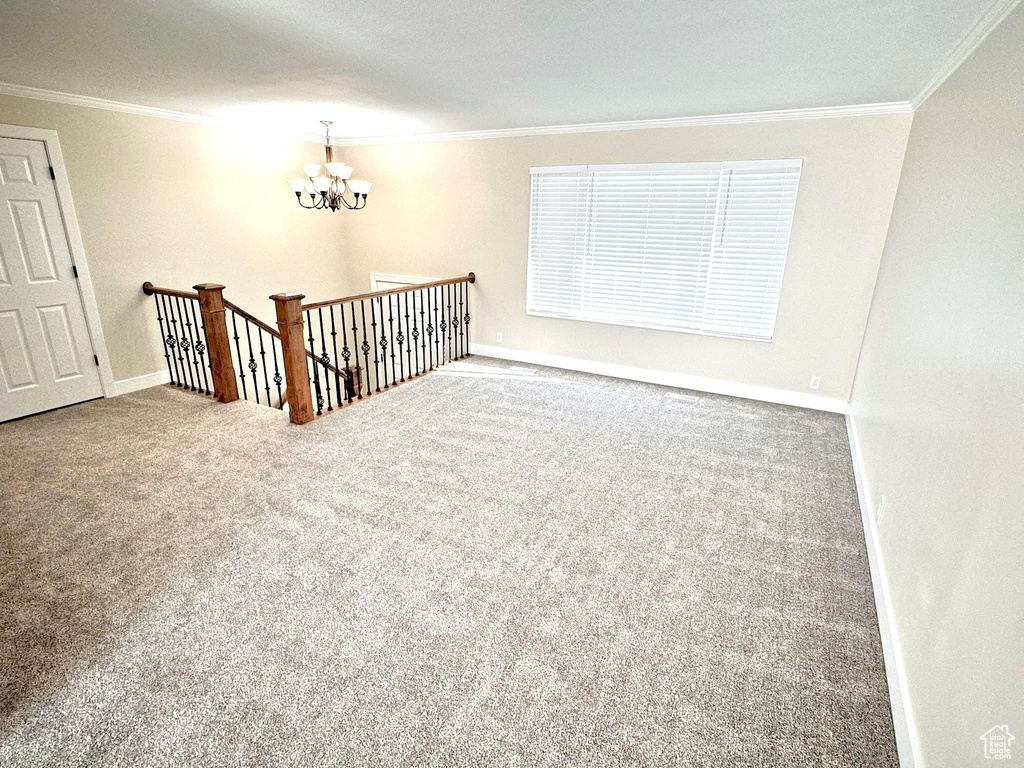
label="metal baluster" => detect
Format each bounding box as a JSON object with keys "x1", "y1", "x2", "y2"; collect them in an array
[
  {"x1": 350, "y1": 303, "x2": 362, "y2": 403},
  {"x1": 230, "y1": 311, "x2": 248, "y2": 400},
  {"x1": 447, "y1": 282, "x2": 455, "y2": 363},
  {"x1": 454, "y1": 283, "x2": 459, "y2": 360},
  {"x1": 339, "y1": 303, "x2": 355, "y2": 402},
  {"x1": 183, "y1": 298, "x2": 203, "y2": 392},
  {"x1": 359, "y1": 300, "x2": 372, "y2": 397},
  {"x1": 404, "y1": 291, "x2": 413, "y2": 380},
  {"x1": 450, "y1": 283, "x2": 457, "y2": 361},
  {"x1": 370, "y1": 298, "x2": 382, "y2": 392},
  {"x1": 440, "y1": 284, "x2": 448, "y2": 366},
  {"x1": 173, "y1": 296, "x2": 196, "y2": 391},
  {"x1": 450, "y1": 283, "x2": 456, "y2": 361},
  {"x1": 432, "y1": 286, "x2": 441, "y2": 369},
  {"x1": 244, "y1": 317, "x2": 260, "y2": 404},
  {"x1": 153, "y1": 294, "x2": 175, "y2": 385},
  {"x1": 188, "y1": 299, "x2": 211, "y2": 394},
  {"x1": 271, "y1": 336, "x2": 284, "y2": 407},
  {"x1": 377, "y1": 296, "x2": 389, "y2": 389},
  {"x1": 451, "y1": 282, "x2": 460, "y2": 360},
  {"x1": 317, "y1": 308, "x2": 333, "y2": 412},
  {"x1": 425, "y1": 287, "x2": 434, "y2": 370},
  {"x1": 329, "y1": 306, "x2": 345, "y2": 407},
  {"x1": 306, "y1": 309, "x2": 324, "y2": 415},
  {"x1": 415, "y1": 289, "x2": 424, "y2": 375},
  {"x1": 458, "y1": 281, "x2": 466, "y2": 358},
  {"x1": 388, "y1": 292, "x2": 399, "y2": 384},
  {"x1": 258, "y1": 328, "x2": 272, "y2": 405}
]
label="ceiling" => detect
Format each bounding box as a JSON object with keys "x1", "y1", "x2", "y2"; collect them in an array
[{"x1": 0, "y1": 0, "x2": 1003, "y2": 139}]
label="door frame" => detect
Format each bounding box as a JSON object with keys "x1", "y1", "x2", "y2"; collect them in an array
[{"x1": 0, "y1": 124, "x2": 114, "y2": 397}]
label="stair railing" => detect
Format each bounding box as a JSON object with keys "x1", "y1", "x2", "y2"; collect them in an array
[
  {"x1": 143, "y1": 282, "x2": 239, "y2": 403},
  {"x1": 143, "y1": 273, "x2": 474, "y2": 423},
  {"x1": 284, "y1": 272, "x2": 475, "y2": 423}
]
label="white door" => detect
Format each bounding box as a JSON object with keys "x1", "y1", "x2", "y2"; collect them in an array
[{"x1": 0, "y1": 137, "x2": 102, "y2": 421}]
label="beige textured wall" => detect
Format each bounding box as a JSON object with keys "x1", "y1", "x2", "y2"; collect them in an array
[
  {"x1": 0, "y1": 95, "x2": 355, "y2": 382},
  {"x1": 338, "y1": 114, "x2": 912, "y2": 400},
  {"x1": 848, "y1": 6, "x2": 1024, "y2": 766}
]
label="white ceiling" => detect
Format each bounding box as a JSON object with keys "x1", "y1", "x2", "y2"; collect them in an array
[{"x1": 0, "y1": 0, "x2": 1005, "y2": 139}]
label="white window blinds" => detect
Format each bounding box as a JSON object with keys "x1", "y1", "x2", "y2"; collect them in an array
[{"x1": 526, "y1": 160, "x2": 801, "y2": 341}]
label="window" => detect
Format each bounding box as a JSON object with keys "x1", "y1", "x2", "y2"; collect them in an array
[{"x1": 526, "y1": 160, "x2": 802, "y2": 341}]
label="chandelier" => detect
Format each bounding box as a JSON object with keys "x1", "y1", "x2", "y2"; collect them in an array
[{"x1": 287, "y1": 121, "x2": 372, "y2": 211}]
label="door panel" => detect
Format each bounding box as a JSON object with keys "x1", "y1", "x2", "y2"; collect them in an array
[
  {"x1": 0, "y1": 137, "x2": 102, "y2": 421},
  {"x1": 0, "y1": 309, "x2": 37, "y2": 390},
  {"x1": 37, "y1": 305, "x2": 83, "y2": 380},
  {"x1": 10, "y1": 199, "x2": 59, "y2": 282},
  {"x1": 0, "y1": 152, "x2": 34, "y2": 184}
]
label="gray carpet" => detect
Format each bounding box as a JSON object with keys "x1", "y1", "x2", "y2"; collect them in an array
[{"x1": 0, "y1": 357, "x2": 897, "y2": 766}]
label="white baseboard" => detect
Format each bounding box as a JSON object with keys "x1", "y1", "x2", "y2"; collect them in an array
[
  {"x1": 468, "y1": 343, "x2": 849, "y2": 413},
  {"x1": 846, "y1": 413, "x2": 918, "y2": 768},
  {"x1": 108, "y1": 370, "x2": 171, "y2": 397}
]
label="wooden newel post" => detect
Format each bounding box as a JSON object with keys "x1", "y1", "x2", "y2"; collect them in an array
[
  {"x1": 193, "y1": 283, "x2": 239, "y2": 403},
  {"x1": 271, "y1": 293, "x2": 314, "y2": 425}
]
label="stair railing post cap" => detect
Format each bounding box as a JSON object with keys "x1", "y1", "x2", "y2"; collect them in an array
[
  {"x1": 193, "y1": 283, "x2": 226, "y2": 291},
  {"x1": 269, "y1": 292, "x2": 307, "y2": 301}
]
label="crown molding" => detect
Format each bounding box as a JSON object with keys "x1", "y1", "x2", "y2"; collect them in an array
[
  {"x1": 0, "y1": 80, "x2": 911, "y2": 147},
  {"x1": 330, "y1": 102, "x2": 914, "y2": 146},
  {"x1": 0, "y1": 82, "x2": 326, "y2": 144},
  {"x1": 910, "y1": 0, "x2": 1022, "y2": 108},
  {"x1": 0, "y1": 82, "x2": 225, "y2": 126}
]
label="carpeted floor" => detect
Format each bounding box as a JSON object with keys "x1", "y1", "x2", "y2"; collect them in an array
[{"x1": 0, "y1": 357, "x2": 897, "y2": 767}]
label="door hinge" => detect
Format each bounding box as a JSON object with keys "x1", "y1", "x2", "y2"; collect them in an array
[
  {"x1": 49, "y1": 166, "x2": 56, "y2": 180},
  {"x1": 93, "y1": 354, "x2": 99, "y2": 366},
  {"x1": 72, "y1": 265, "x2": 79, "y2": 278}
]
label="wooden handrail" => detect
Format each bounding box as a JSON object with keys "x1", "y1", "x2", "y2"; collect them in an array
[
  {"x1": 142, "y1": 281, "x2": 199, "y2": 300},
  {"x1": 222, "y1": 298, "x2": 281, "y2": 339},
  {"x1": 302, "y1": 272, "x2": 476, "y2": 311},
  {"x1": 224, "y1": 296, "x2": 348, "y2": 381}
]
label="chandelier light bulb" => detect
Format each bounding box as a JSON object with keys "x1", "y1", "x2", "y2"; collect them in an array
[{"x1": 324, "y1": 162, "x2": 350, "y2": 179}]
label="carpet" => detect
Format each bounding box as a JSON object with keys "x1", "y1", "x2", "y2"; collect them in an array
[{"x1": 0, "y1": 357, "x2": 897, "y2": 766}]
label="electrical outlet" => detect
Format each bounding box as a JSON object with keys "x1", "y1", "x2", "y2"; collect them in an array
[
  {"x1": 496, "y1": 332, "x2": 503, "y2": 343},
  {"x1": 809, "y1": 375, "x2": 821, "y2": 390},
  {"x1": 876, "y1": 495, "x2": 887, "y2": 525}
]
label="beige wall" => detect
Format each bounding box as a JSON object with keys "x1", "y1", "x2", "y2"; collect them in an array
[
  {"x1": 0, "y1": 95, "x2": 355, "y2": 382},
  {"x1": 338, "y1": 114, "x2": 912, "y2": 401},
  {"x1": 849, "y1": 6, "x2": 1024, "y2": 766}
]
